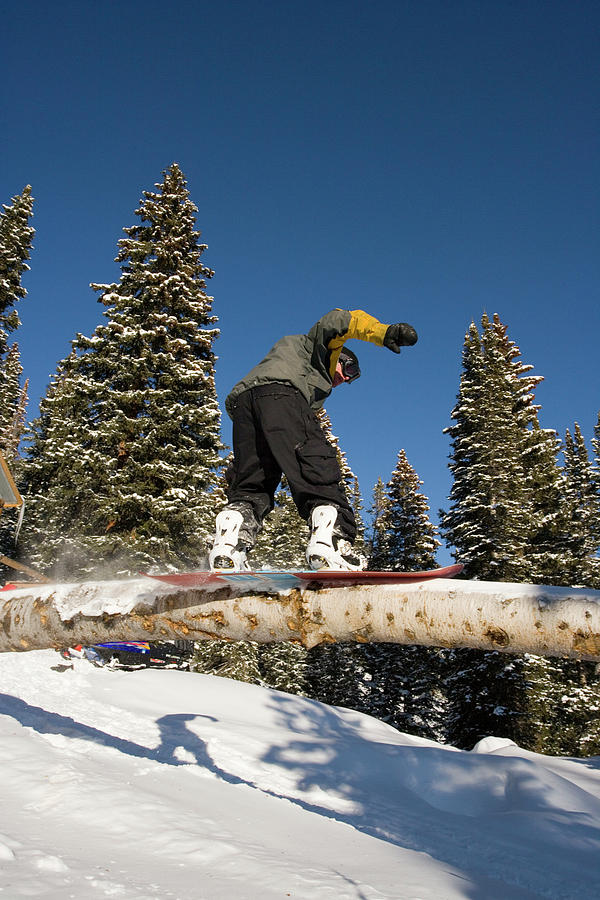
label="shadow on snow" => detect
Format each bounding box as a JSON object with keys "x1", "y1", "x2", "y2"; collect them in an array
[{"x1": 1, "y1": 687, "x2": 600, "y2": 900}]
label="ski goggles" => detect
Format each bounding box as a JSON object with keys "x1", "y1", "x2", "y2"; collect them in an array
[{"x1": 338, "y1": 348, "x2": 361, "y2": 382}]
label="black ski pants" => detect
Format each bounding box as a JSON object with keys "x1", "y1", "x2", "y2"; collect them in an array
[{"x1": 226, "y1": 383, "x2": 356, "y2": 542}]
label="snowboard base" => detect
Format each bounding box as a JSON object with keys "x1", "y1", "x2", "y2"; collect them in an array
[{"x1": 143, "y1": 564, "x2": 464, "y2": 591}]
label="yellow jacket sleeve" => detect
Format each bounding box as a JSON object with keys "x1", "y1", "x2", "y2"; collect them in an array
[{"x1": 327, "y1": 309, "x2": 389, "y2": 376}]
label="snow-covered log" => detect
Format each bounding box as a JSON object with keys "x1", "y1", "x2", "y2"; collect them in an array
[{"x1": 1, "y1": 576, "x2": 600, "y2": 660}]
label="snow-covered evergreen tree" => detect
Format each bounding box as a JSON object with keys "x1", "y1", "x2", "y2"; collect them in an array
[
  {"x1": 592, "y1": 411, "x2": 600, "y2": 481},
  {"x1": 0, "y1": 348, "x2": 28, "y2": 561},
  {"x1": 191, "y1": 639, "x2": 261, "y2": 684},
  {"x1": 439, "y1": 313, "x2": 596, "y2": 754},
  {"x1": 369, "y1": 449, "x2": 440, "y2": 570},
  {"x1": 0, "y1": 185, "x2": 34, "y2": 357},
  {"x1": 562, "y1": 423, "x2": 600, "y2": 586},
  {"x1": 440, "y1": 314, "x2": 535, "y2": 581},
  {"x1": 524, "y1": 421, "x2": 569, "y2": 585},
  {"x1": 0, "y1": 187, "x2": 34, "y2": 570},
  {"x1": 307, "y1": 641, "x2": 384, "y2": 718},
  {"x1": 519, "y1": 422, "x2": 600, "y2": 757},
  {"x1": 368, "y1": 477, "x2": 391, "y2": 570},
  {"x1": 592, "y1": 411, "x2": 600, "y2": 587},
  {"x1": 444, "y1": 650, "x2": 553, "y2": 750},
  {"x1": 0, "y1": 344, "x2": 27, "y2": 461},
  {"x1": 347, "y1": 475, "x2": 367, "y2": 556},
  {"x1": 0, "y1": 186, "x2": 33, "y2": 458},
  {"x1": 21, "y1": 165, "x2": 224, "y2": 577},
  {"x1": 258, "y1": 639, "x2": 308, "y2": 695}
]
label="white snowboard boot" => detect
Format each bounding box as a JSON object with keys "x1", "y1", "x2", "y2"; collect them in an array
[
  {"x1": 209, "y1": 508, "x2": 251, "y2": 572},
  {"x1": 306, "y1": 505, "x2": 366, "y2": 571}
]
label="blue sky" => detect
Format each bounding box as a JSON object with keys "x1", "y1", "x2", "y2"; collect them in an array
[{"x1": 2, "y1": 0, "x2": 599, "y2": 561}]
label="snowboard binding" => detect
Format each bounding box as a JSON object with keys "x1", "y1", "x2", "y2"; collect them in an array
[
  {"x1": 209, "y1": 508, "x2": 251, "y2": 572},
  {"x1": 306, "y1": 505, "x2": 366, "y2": 571}
]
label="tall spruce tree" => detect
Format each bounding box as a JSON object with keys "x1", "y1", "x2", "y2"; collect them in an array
[
  {"x1": 547, "y1": 425, "x2": 600, "y2": 757},
  {"x1": 562, "y1": 424, "x2": 600, "y2": 586},
  {"x1": 524, "y1": 421, "x2": 569, "y2": 585},
  {"x1": 0, "y1": 344, "x2": 27, "y2": 461},
  {"x1": 21, "y1": 165, "x2": 224, "y2": 576},
  {"x1": 369, "y1": 449, "x2": 441, "y2": 570},
  {"x1": 441, "y1": 314, "x2": 535, "y2": 582},
  {"x1": 441, "y1": 315, "x2": 600, "y2": 754},
  {"x1": 521, "y1": 422, "x2": 600, "y2": 757},
  {"x1": 440, "y1": 313, "x2": 568, "y2": 751},
  {"x1": 592, "y1": 411, "x2": 600, "y2": 587},
  {"x1": 593, "y1": 411, "x2": 600, "y2": 481},
  {"x1": 368, "y1": 477, "x2": 390, "y2": 570},
  {"x1": 0, "y1": 187, "x2": 34, "y2": 568},
  {"x1": 0, "y1": 185, "x2": 34, "y2": 357},
  {"x1": 0, "y1": 186, "x2": 34, "y2": 456},
  {"x1": 0, "y1": 347, "x2": 28, "y2": 561}
]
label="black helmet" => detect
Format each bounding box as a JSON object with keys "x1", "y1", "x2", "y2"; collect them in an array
[{"x1": 338, "y1": 347, "x2": 361, "y2": 382}]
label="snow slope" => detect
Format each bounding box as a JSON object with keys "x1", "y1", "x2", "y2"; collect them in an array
[{"x1": 1, "y1": 652, "x2": 599, "y2": 900}]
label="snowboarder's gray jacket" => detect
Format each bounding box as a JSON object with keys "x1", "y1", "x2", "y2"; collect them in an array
[{"x1": 225, "y1": 309, "x2": 389, "y2": 418}]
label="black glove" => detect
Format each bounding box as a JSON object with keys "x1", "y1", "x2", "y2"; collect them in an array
[{"x1": 383, "y1": 323, "x2": 418, "y2": 353}]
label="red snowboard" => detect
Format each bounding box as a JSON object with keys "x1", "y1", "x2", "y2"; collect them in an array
[{"x1": 143, "y1": 564, "x2": 463, "y2": 590}]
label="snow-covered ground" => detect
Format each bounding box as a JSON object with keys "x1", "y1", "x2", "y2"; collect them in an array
[{"x1": 0, "y1": 652, "x2": 599, "y2": 900}]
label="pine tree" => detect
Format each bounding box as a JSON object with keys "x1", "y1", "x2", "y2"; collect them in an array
[
  {"x1": 0, "y1": 187, "x2": 34, "y2": 571},
  {"x1": 440, "y1": 314, "x2": 534, "y2": 582},
  {"x1": 440, "y1": 313, "x2": 577, "y2": 751},
  {"x1": 347, "y1": 475, "x2": 367, "y2": 555},
  {"x1": 524, "y1": 421, "x2": 569, "y2": 585},
  {"x1": 370, "y1": 449, "x2": 441, "y2": 570},
  {"x1": 0, "y1": 185, "x2": 34, "y2": 357},
  {"x1": 0, "y1": 347, "x2": 28, "y2": 561},
  {"x1": 0, "y1": 186, "x2": 34, "y2": 458},
  {"x1": 592, "y1": 411, "x2": 600, "y2": 483},
  {"x1": 562, "y1": 424, "x2": 600, "y2": 586},
  {"x1": 191, "y1": 639, "x2": 261, "y2": 684},
  {"x1": 258, "y1": 639, "x2": 308, "y2": 695},
  {"x1": 368, "y1": 477, "x2": 391, "y2": 570},
  {"x1": 21, "y1": 165, "x2": 224, "y2": 577},
  {"x1": 592, "y1": 411, "x2": 600, "y2": 588},
  {"x1": 0, "y1": 344, "x2": 27, "y2": 461}
]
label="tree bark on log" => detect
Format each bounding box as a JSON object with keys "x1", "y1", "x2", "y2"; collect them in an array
[{"x1": 1, "y1": 576, "x2": 600, "y2": 660}]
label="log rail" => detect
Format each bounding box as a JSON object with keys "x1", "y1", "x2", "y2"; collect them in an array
[{"x1": 1, "y1": 576, "x2": 599, "y2": 660}]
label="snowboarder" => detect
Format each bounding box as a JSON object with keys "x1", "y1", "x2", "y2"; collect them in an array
[{"x1": 210, "y1": 309, "x2": 418, "y2": 571}]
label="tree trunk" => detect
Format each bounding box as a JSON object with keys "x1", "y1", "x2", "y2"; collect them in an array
[{"x1": 1, "y1": 576, "x2": 599, "y2": 660}]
